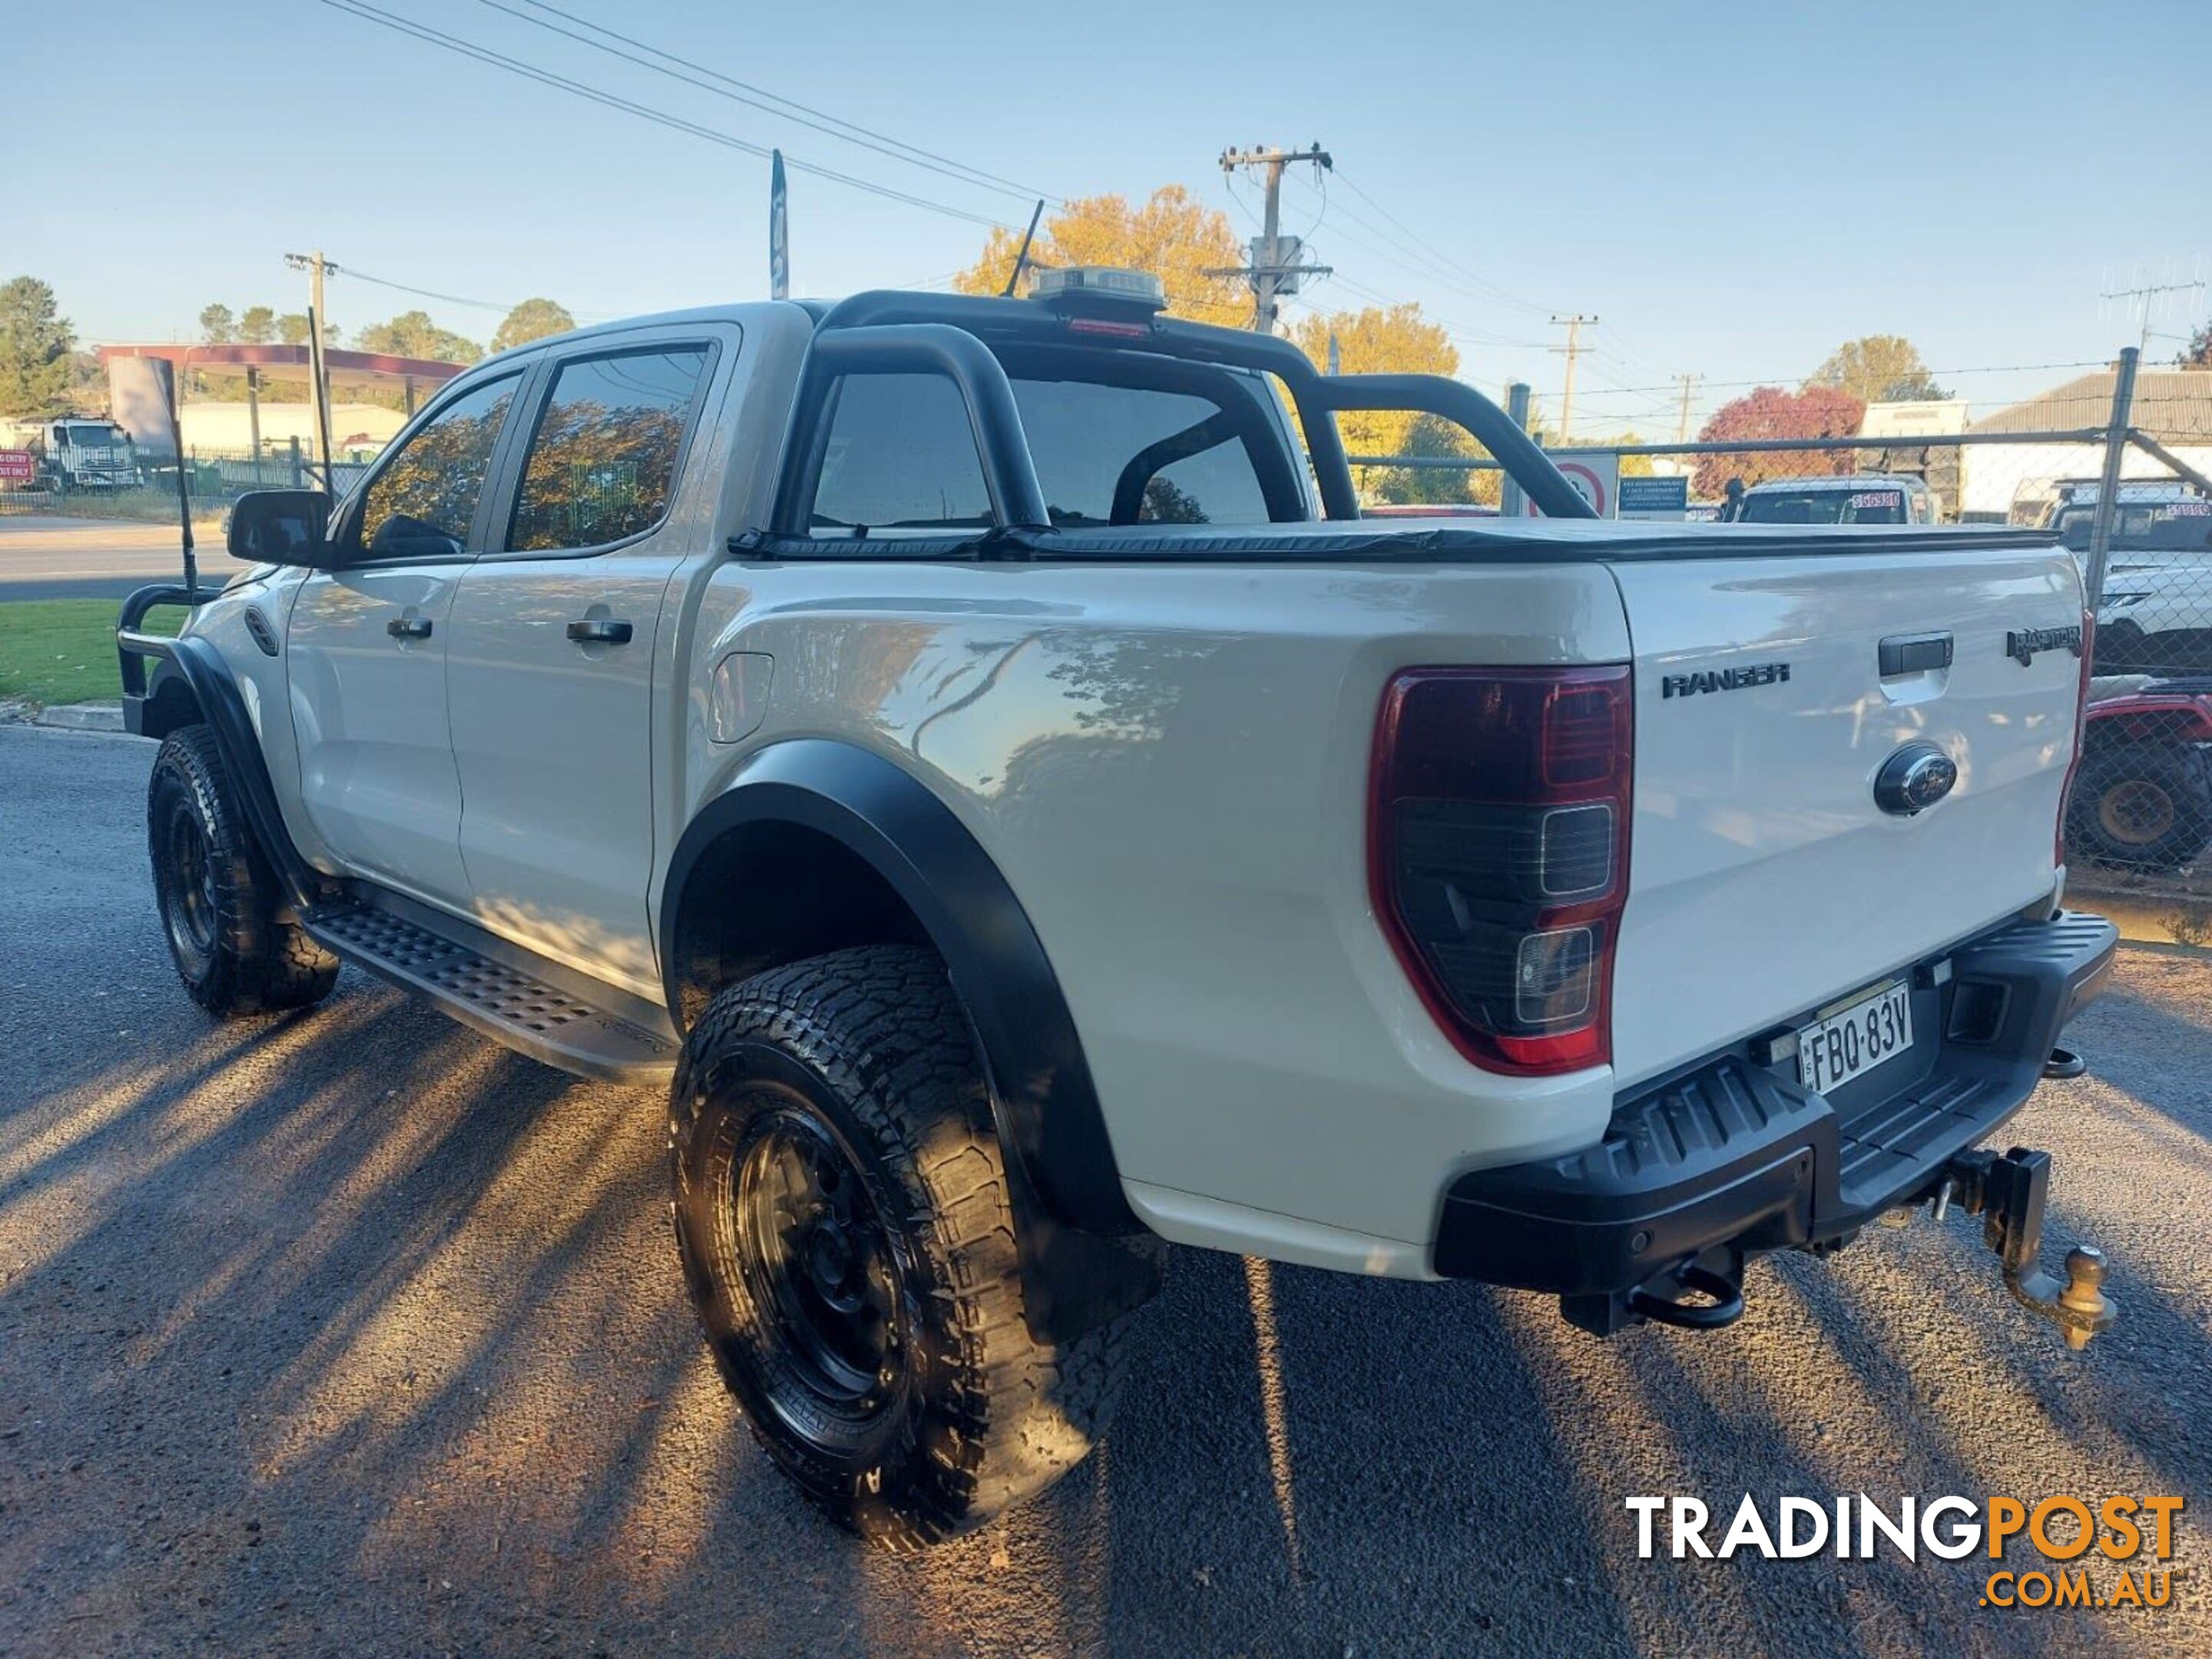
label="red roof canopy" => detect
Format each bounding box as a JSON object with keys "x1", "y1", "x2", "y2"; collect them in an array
[{"x1": 98, "y1": 342, "x2": 467, "y2": 395}]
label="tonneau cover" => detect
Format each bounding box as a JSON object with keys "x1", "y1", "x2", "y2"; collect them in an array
[{"x1": 734, "y1": 519, "x2": 2052, "y2": 564}]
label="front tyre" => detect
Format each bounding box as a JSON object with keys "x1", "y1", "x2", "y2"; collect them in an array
[
  {"x1": 671, "y1": 945, "x2": 1128, "y2": 1548},
  {"x1": 147, "y1": 725, "x2": 339, "y2": 1018}
]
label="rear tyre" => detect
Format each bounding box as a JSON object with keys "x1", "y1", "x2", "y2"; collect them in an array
[
  {"x1": 671, "y1": 945, "x2": 1130, "y2": 1549},
  {"x1": 147, "y1": 725, "x2": 339, "y2": 1017},
  {"x1": 2067, "y1": 743, "x2": 2212, "y2": 870}
]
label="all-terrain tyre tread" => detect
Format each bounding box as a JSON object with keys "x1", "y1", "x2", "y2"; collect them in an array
[
  {"x1": 671, "y1": 944, "x2": 1130, "y2": 1549},
  {"x1": 148, "y1": 724, "x2": 339, "y2": 1018}
]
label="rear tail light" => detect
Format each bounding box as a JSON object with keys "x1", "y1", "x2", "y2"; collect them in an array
[
  {"x1": 1369, "y1": 665, "x2": 1633, "y2": 1076},
  {"x1": 2058, "y1": 608, "x2": 2094, "y2": 868}
]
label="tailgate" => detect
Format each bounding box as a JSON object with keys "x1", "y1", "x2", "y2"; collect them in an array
[{"x1": 1606, "y1": 537, "x2": 2085, "y2": 1087}]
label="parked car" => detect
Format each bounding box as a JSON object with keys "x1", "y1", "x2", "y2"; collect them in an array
[
  {"x1": 2046, "y1": 484, "x2": 2212, "y2": 677},
  {"x1": 117, "y1": 270, "x2": 2116, "y2": 1547},
  {"x1": 1732, "y1": 472, "x2": 1940, "y2": 525}
]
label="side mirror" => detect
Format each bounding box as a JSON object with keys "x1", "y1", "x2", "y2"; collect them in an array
[{"x1": 227, "y1": 488, "x2": 332, "y2": 565}]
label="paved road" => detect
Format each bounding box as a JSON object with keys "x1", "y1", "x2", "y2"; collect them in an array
[
  {"x1": 0, "y1": 516, "x2": 245, "y2": 601},
  {"x1": 1, "y1": 722, "x2": 2207, "y2": 1657}
]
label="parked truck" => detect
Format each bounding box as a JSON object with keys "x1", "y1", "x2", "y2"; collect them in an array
[
  {"x1": 0, "y1": 413, "x2": 144, "y2": 492},
  {"x1": 117, "y1": 270, "x2": 2118, "y2": 1547}
]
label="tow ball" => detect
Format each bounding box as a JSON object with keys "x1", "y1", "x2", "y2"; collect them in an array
[{"x1": 1936, "y1": 1147, "x2": 2118, "y2": 1350}]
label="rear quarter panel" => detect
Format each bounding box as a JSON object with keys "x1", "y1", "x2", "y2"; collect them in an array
[{"x1": 671, "y1": 559, "x2": 1634, "y2": 1265}]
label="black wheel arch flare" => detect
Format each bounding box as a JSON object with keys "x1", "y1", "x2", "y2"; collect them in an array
[
  {"x1": 661, "y1": 740, "x2": 1141, "y2": 1236},
  {"x1": 661, "y1": 740, "x2": 1161, "y2": 1341}
]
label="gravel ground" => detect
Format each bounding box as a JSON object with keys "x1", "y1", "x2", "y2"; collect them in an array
[{"x1": 1, "y1": 723, "x2": 2207, "y2": 1657}]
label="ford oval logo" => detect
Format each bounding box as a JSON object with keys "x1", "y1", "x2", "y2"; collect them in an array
[{"x1": 1874, "y1": 743, "x2": 1958, "y2": 816}]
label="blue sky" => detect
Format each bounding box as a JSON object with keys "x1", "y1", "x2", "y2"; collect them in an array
[{"x1": 15, "y1": 0, "x2": 2208, "y2": 428}]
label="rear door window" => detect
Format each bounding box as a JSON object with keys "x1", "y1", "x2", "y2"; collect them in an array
[{"x1": 505, "y1": 346, "x2": 712, "y2": 551}]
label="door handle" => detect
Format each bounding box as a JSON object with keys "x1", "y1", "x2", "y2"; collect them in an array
[
  {"x1": 386, "y1": 616, "x2": 433, "y2": 640},
  {"x1": 567, "y1": 618, "x2": 634, "y2": 645},
  {"x1": 1879, "y1": 631, "x2": 1952, "y2": 676}
]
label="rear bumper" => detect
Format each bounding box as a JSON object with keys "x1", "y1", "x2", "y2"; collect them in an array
[{"x1": 1432, "y1": 909, "x2": 2117, "y2": 1297}]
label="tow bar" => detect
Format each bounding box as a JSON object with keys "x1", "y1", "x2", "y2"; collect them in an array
[{"x1": 1937, "y1": 1146, "x2": 2118, "y2": 1350}]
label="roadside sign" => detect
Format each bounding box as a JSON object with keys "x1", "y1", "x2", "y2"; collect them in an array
[
  {"x1": 1618, "y1": 474, "x2": 1690, "y2": 521},
  {"x1": 1526, "y1": 452, "x2": 1618, "y2": 518},
  {"x1": 0, "y1": 450, "x2": 35, "y2": 485}
]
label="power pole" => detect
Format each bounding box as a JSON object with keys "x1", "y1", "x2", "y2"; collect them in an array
[
  {"x1": 1548, "y1": 313, "x2": 1597, "y2": 442},
  {"x1": 2101, "y1": 278, "x2": 2207, "y2": 352},
  {"x1": 1217, "y1": 144, "x2": 1333, "y2": 333},
  {"x1": 1674, "y1": 373, "x2": 1700, "y2": 442},
  {"x1": 284, "y1": 250, "x2": 337, "y2": 489}
]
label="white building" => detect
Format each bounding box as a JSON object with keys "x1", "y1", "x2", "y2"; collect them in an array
[
  {"x1": 176, "y1": 400, "x2": 406, "y2": 458},
  {"x1": 1960, "y1": 367, "x2": 2212, "y2": 522}
]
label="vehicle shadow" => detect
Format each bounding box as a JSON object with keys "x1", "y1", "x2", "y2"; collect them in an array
[{"x1": 2, "y1": 959, "x2": 2207, "y2": 1657}]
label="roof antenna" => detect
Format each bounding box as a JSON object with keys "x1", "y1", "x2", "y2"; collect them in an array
[
  {"x1": 1001, "y1": 200, "x2": 1046, "y2": 298},
  {"x1": 770, "y1": 149, "x2": 790, "y2": 300}
]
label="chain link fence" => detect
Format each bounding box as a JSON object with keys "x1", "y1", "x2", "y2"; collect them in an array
[
  {"x1": 1346, "y1": 346, "x2": 2212, "y2": 942},
  {"x1": 0, "y1": 442, "x2": 373, "y2": 520}
]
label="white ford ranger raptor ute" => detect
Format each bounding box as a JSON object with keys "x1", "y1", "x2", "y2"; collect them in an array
[{"x1": 118, "y1": 269, "x2": 2119, "y2": 1547}]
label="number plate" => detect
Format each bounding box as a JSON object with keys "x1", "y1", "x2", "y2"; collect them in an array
[{"x1": 1796, "y1": 980, "x2": 1913, "y2": 1094}]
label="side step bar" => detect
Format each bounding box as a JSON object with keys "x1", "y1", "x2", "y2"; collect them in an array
[{"x1": 303, "y1": 891, "x2": 680, "y2": 1084}]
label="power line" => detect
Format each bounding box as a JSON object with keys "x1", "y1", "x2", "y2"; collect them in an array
[
  {"x1": 1566, "y1": 359, "x2": 2115, "y2": 399},
  {"x1": 319, "y1": 1, "x2": 1017, "y2": 232},
  {"x1": 322, "y1": 263, "x2": 517, "y2": 314},
  {"x1": 481, "y1": 0, "x2": 1058, "y2": 205},
  {"x1": 1321, "y1": 274, "x2": 1547, "y2": 355},
  {"x1": 1326, "y1": 167, "x2": 1552, "y2": 316},
  {"x1": 1286, "y1": 179, "x2": 1571, "y2": 348}
]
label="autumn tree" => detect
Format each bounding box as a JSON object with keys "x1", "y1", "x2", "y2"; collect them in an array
[
  {"x1": 1285, "y1": 303, "x2": 1485, "y2": 503},
  {"x1": 492, "y1": 296, "x2": 575, "y2": 353},
  {"x1": 953, "y1": 187, "x2": 1247, "y2": 325},
  {"x1": 356, "y1": 310, "x2": 482, "y2": 365},
  {"x1": 0, "y1": 276, "x2": 77, "y2": 417},
  {"x1": 1692, "y1": 385, "x2": 1864, "y2": 497},
  {"x1": 1806, "y1": 335, "x2": 1946, "y2": 403},
  {"x1": 238, "y1": 306, "x2": 277, "y2": 345}
]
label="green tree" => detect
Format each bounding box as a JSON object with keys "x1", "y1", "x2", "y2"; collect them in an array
[
  {"x1": 953, "y1": 187, "x2": 1248, "y2": 325},
  {"x1": 276, "y1": 313, "x2": 339, "y2": 347},
  {"x1": 2181, "y1": 323, "x2": 2212, "y2": 369},
  {"x1": 356, "y1": 310, "x2": 482, "y2": 365},
  {"x1": 0, "y1": 276, "x2": 77, "y2": 417},
  {"x1": 238, "y1": 305, "x2": 277, "y2": 345},
  {"x1": 1806, "y1": 335, "x2": 1947, "y2": 403},
  {"x1": 199, "y1": 303, "x2": 237, "y2": 343},
  {"x1": 492, "y1": 296, "x2": 575, "y2": 353}
]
